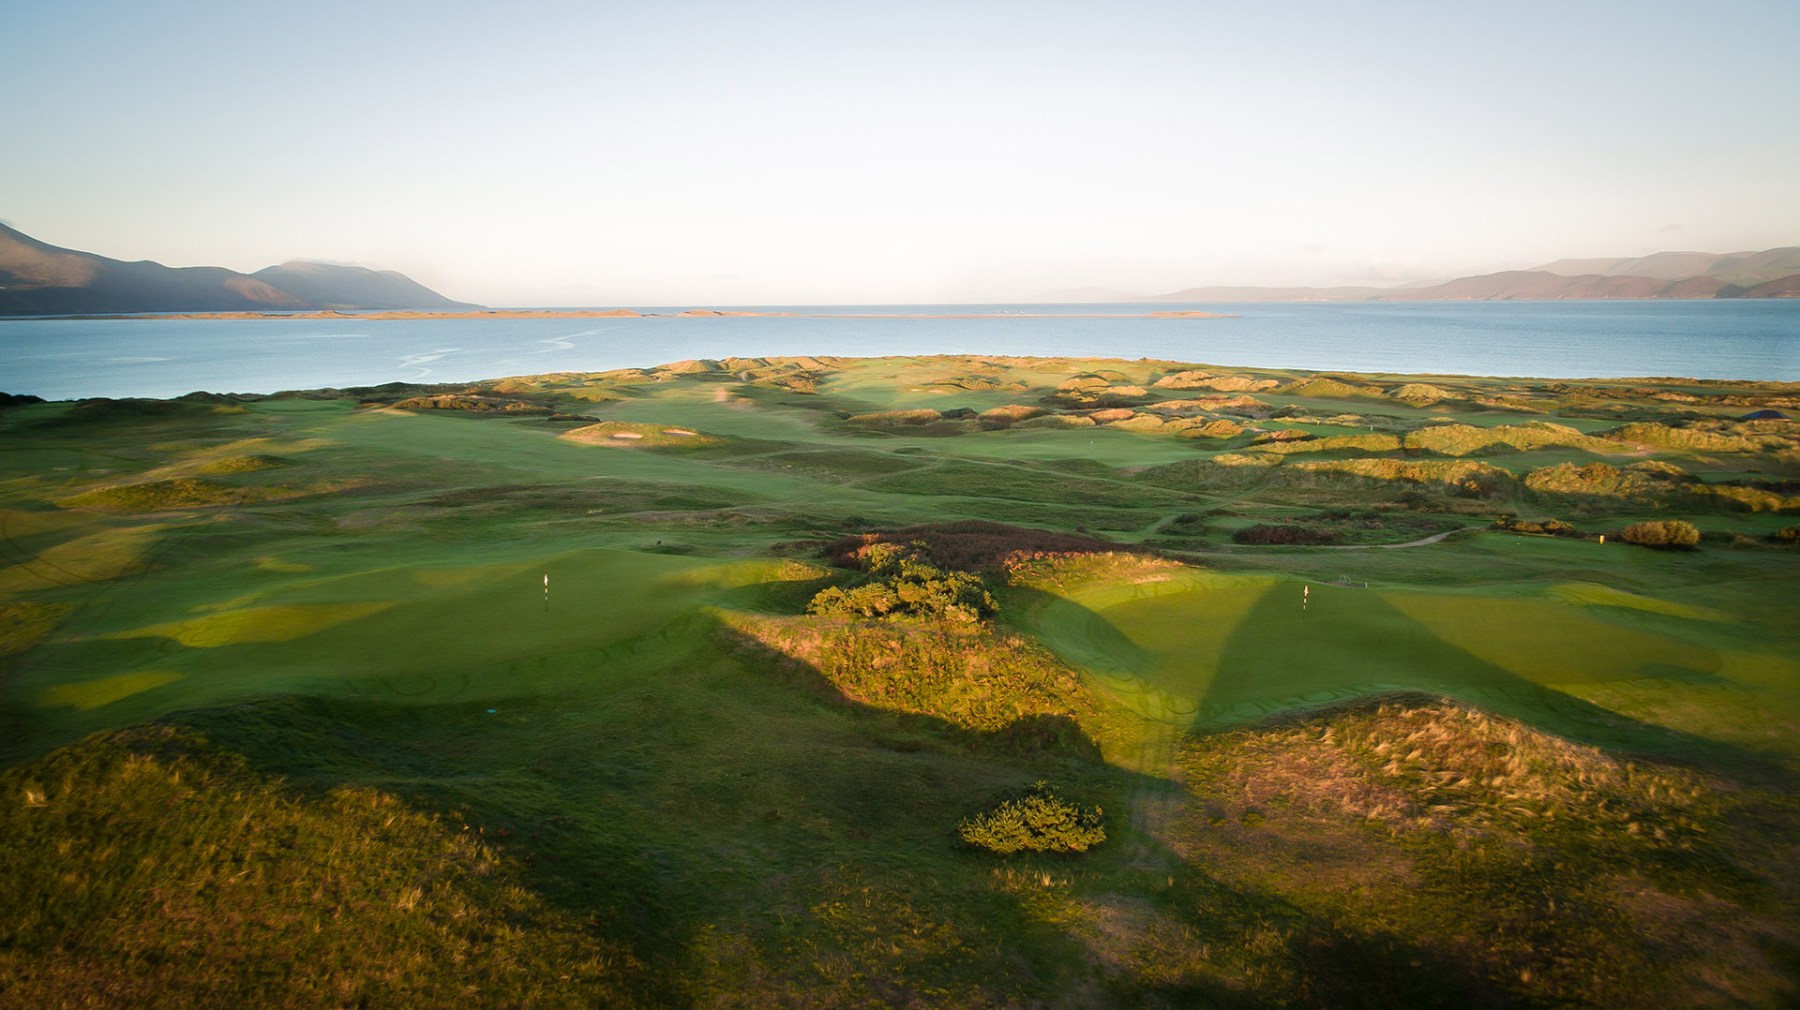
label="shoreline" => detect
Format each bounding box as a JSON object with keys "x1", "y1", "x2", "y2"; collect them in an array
[{"x1": 12, "y1": 308, "x2": 1235, "y2": 322}]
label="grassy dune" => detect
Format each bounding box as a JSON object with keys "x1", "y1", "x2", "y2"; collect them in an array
[{"x1": 1, "y1": 356, "x2": 1797, "y2": 1006}]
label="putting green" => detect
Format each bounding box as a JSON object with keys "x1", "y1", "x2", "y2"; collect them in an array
[{"x1": 1020, "y1": 569, "x2": 1736, "y2": 736}]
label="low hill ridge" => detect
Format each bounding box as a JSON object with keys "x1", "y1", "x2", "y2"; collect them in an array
[{"x1": 0, "y1": 223, "x2": 476, "y2": 315}]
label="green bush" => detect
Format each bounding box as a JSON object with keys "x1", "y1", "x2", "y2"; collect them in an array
[
  {"x1": 1620, "y1": 519, "x2": 1701, "y2": 549},
  {"x1": 957, "y1": 782, "x2": 1106, "y2": 855},
  {"x1": 807, "y1": 542, "x2": 997, "y2": 622}
]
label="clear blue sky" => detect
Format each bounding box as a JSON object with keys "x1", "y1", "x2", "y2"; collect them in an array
[{"x1": 3, "y1": 0, "x2": 1796, "y2": 305}]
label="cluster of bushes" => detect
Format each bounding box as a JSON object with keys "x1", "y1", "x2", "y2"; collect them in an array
[
  {"x1": 1776, "y1": 525, "x2": 1800, "y2": 544},
  {"x1": 957, "y1": 782, "x2": 1106, "y2": 854},
  {"x1": 807, "y1": 542, "x2": 997, "y2": 622},
  {"x1": 1619, "y1": 520, "x2": 1701, "y2": 549},
  {"x1": 822, "y1": 521, "x2": 1125, "y2": 572},
  {"x1": 1232, "y1": 523, "x2": 1341, "y2": 546},
  {"x1": 1492, "y1": 514, "x2": 1581, "y2": 537}
]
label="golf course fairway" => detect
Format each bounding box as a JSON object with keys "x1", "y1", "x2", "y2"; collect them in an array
[{"x1": 2, "y1": 354, "x2": 1797, "y2": 1007}]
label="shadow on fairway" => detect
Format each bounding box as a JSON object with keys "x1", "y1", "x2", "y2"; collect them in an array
[
  {"x1": 145, "y1": 607, "x2": 1518, "y2": 1007},
  {"x1": 1202, "y1": 588, "x2": 1788, "y2": 778}
]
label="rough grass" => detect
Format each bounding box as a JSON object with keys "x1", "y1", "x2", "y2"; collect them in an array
[
  {"x1": 0, "y1": 601, "x2": 71, "y2": 656},
  {"x1": 194, "y1": 453, "x2": 290, "y2": 474},
  {"x1": 55, "y1": 478, "x2": 248, "y2": 511},
  {"x1": 1176, "y1": 696, "x2": 1795, "y2": 1008},
  {"x1": 721, "y1": 612, "x2": 1111, "y2": 755},
  {"x1": 0, "y1": 726, "x2": 648, "y2": 1009}
]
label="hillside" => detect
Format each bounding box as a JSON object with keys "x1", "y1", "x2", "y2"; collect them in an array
[
  {"x1": 0, "y1": 223, "x2": 475, "y2": 315},
  {"x1": 1141, "y1": 245, "x2": 1800, "y2": 302},
  {"x1": 1534, "y1": 247, "x2": 1800, "y2": 287},
  {"x1": 1387, "y1": 269, "x2": 1738, "y2": 301}
]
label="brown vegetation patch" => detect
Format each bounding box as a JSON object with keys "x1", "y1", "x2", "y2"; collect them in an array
[
  {"x1": 387, "y1": 394, "x2": 555, "y2": 415},
  {"x1": 720, "y1": 613, "x2": 1105, "y2": 748},
  {"x1": 1154, "y1": 370, "x2": 1279, "y2": 392},
  {"x1": 1182, "y1": 696, "x2": 1722, "y2": 840},
  {"x1": 822, "y1": 520, "x2": 1132, "y2": 572}
]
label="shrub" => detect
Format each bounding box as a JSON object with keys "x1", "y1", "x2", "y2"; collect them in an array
[
  {"x1": 1773, "y1": 524, "x2": 1800, "y2": 544},
  {"x1": 1232, "y1": 523, "x2": 1341, "y2": 546},
  {"x1": 957, "y1": 782, "x2": 1105, "y2": 854},
  {"x1": 1620, "y1": 520, "x2": 1701, "y2": 549},
  {"x1": 807, "y1": 542, "x2": 997, "y2": 622}
]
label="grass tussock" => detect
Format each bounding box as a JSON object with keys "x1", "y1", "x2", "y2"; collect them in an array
[{"x1": 0, "y1": 726, "x2": 647, "y2": 1009}]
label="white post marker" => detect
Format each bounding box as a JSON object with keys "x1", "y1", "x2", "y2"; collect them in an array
[
  {"x1": 1303, "y1": 584, "x2": 1309, "y2": 611},
  {"x1": 543, "y1": 573, "x2": 550, "y2": 610}
]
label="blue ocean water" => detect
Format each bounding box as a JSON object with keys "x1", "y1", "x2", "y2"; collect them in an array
[{"x1": 2, "y1": 300, "x2": 1795, "y2": 400}]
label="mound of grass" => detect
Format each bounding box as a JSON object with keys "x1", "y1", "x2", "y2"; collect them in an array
[
  {"x1": 723, "y1": 613, "x2": 1106, "y2": 749},
  {"x1": 1387, "y1": 382, "x2": 1456, "y2": 404},
  {"x1": 33, "y1": 398, "x2": 241, "y2": 427},
  {"x1": 1621, "y1": 519, "x2": 1701, "y2": 549},
  {"x1": 195, "y1": 453, "x2": 290, "y2": 474},
  {"x1": 1605, "y1": 420, "x2": 1795, "y2": 454},
  {"x1": 56, "y1": 477, "x2": 247, "y2": 511},
  {"x1": 1184, "y1": 696, "x2": 1722, "y2": 840},
  {"x1": 560, "y1": 420, "x2": 725, "y2": 448},
  {"x1": 1000, "y1": 551, "x2": 1187, "y2": 593},
  {"x1": 1258, "y1": 433, "x2": 1403, "y2": 455},
  {"x1": 1013, "y1": 412, "x2": 1095, "y2": 429},
  {"x1": 1282, "y1": 376, "x2": 1386, "y2": 399},
  {"x1": 1404, "y1": 422, "x2": 1616, "y2": 457},
  {"x1": 388, "y1": 393, "x2": 556, "y2": 415},
  {"x1": 977, "y1": 403, "x2": 1048, "y2": 426},
  {"x1": 1285, "y1": 458, "x2": 1514, "y2": 497},
  {"x1": 1174, "y1": 696, "x2": 1789, "y2": 1006},
  {"x1": 1154, "y1": 371, "x2": 1278, "y2": 392},
  {"x1": 1523, "y1": 461, "x2": 1683, "y2": 503},
  {"x1": 0, "y1": 726, "x2": 646, "y2": 1009},
  {"x1": 957, "y1": 782, "x2": 1106, "y2": 854}
]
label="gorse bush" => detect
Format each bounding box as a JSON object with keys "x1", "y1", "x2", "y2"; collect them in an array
[
  {"x1": 957, "y1": 782, "x2": 1106, "y2": 855},
  {"x1": 808, "y1": 542, "x2": 997, "y2": 622},
  {"x1": 1232, "y1": 523, "x2": 1341, "y2": 546},
  {"x1": 1620, "y1": 519, "x2": 1701, "y2": 549}
]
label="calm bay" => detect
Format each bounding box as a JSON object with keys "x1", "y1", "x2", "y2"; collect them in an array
[{"x1": 3, "y1": 300, "x2": 1796, "y2": 401}]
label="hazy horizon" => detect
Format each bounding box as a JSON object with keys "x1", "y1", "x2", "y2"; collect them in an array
[{"x1": 4, "y1": 0, "x2": 1796, "y2": 306}]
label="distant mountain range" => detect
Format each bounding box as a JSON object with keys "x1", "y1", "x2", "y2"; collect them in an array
[
  {"x1": 0, "y1": 223, "x2": 476, "y2": 315},
  {"x1": 1144, "y1": 247, "x2": 1800, "y2": 302}
]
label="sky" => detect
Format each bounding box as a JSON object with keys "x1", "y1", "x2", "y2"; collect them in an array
[{"x1": 3, "y1": 0, "x2": 1797, "y2": 305}]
